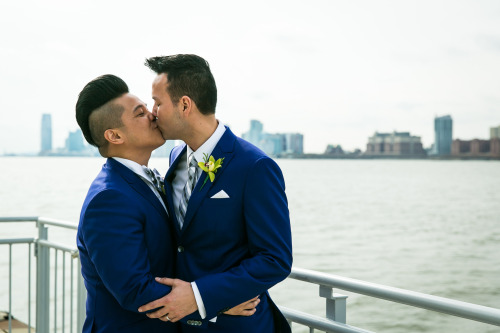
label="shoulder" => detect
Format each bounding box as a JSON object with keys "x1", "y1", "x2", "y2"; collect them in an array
[{"x1": 82, "y1": 170, "x2": 138, "y2": 214}]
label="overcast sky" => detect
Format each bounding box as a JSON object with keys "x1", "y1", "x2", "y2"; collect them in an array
[{"x1": 1, "y1": 0, "x2": 499, "y2": 154}]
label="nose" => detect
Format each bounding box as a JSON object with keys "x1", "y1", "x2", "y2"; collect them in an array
[
  {"x1": 146, "y1": 110, "x2": 155, "y2": 121},
  {"x1": 152, "y1": 105, "x2": 158, "y2": 117}
]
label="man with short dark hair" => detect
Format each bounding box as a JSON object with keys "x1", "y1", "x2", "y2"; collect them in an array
[{"x1": 138, "y1": 54, "x2": 293, "y2": 333}]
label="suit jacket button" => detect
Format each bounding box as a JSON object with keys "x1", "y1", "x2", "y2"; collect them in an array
[{"x1": 177, "y1": 246, "x2": 184, "y2": 253}]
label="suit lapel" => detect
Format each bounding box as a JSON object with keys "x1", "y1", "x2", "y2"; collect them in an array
[
  {"x1": 180, "y1": 128, "x2": 236, "y2": 235},
  {"x1": 107, "y1": 158, "x2": 168, "y2": 220}
]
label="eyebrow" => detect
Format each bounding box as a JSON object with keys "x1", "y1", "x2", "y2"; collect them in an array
[{"x1": 132, "y1": 104, "x2": 145, "y2": 113}]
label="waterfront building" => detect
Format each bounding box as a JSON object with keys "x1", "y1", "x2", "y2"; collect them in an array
[
  {"x1": 65, "y1": 129, "x2": 85, "y2": 152},
  {"x1": 451, "y1": 138, "x2": 500, "y2": 158},
  {"x1": 365, "y1": 131, "x2": 426, "y2": 157},
  {"x1": 242, "y1": 120, "x2": 304, "y2": 157},
  {"x1": 434, "y1": 115, "x2": 453, "y2": 155},
  {"x1": 40, "y1": 114, "x2": 52, "y2": 154},
  {"x1": 325, "y1": 144, "x2": 344, "y2": 155},
  {"x1": 490, "y1": 125, "x2": 500, "y2": 139}
]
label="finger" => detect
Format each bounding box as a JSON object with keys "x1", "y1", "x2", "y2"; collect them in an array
[
  {"x1": 245, "y1": 298, "x2": 260, "y2": 309},
  {"x1": 241, "y1": 308, "x2": 257, "y2": 316},
  {"x1": 168, "y1": 315, "x2": 180, "y2": 323},
  {"x1": 138, "y1": 298, "x2": 164, "y2": 313},
  {"x1": 243, "y1": 296, "x2": 259, "y2": 304},
  {"x1": 155, "y1": 277, "x2": 175, "y2": 286},
  {"x1": 146, "y1": 308, "x2": 168, "y2": 319}
]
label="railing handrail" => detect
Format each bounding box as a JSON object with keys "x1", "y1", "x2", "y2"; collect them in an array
[
  {"x1": 289, "y1": 267, "x2": 500, "y2": 327},
  {"x1": 279, "y1": 306, "x2": 374, "y2": 333},
  {"x1": 38, "y1": 216, "x2": 78, "y2": 230},
  {"x1": 0, "y1": 216, "x2": 38, "y2": 223},
  {"x1": 38, "y1": 239, "x2": 79, "y2": 254},
  {"x1": 2, "y1": 216, "x2": 500, "y2": 332},
  {"x1": 0, "y1": 216, "x2": 78, "y2": 230},
  {"x1": 0, "y1": 237, "x2": 35, "y2": 245}
]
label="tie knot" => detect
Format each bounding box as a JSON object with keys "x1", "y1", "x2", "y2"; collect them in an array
[
  {"x1": 142, "y1": 166, "x2": 154, "y2": 178},
  {"x1": 142, "y1": 166, "x2": 163, "y2": 191}
]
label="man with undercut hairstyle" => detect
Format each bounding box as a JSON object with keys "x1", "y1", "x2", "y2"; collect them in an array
[
  {"x1": 75, "y1": 74, "x2": 257, "y2": 333},
  {"x1": 75, "y1": 74, "x2": 179, "y2": 333}
]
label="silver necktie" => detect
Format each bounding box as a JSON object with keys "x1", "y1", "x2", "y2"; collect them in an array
[{"x1": 178, "y1": 155, "x2": 198, "y2": 227}]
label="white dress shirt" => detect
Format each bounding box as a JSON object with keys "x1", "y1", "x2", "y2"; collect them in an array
[
  {"x1": 112, "y1": 157, "x2": 167, "y2": 213},
  {"x1": 171, "y1": 121, "x2": 226, "y2": 321}
]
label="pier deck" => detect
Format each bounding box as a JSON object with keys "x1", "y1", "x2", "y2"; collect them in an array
[{"x1": 0, "y1": 312, "x2": 34, "y2": 333}]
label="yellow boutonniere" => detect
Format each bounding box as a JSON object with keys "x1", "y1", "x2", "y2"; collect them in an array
[{"x1": 198, "y1": 153, "x2": 224, "y2": 191}]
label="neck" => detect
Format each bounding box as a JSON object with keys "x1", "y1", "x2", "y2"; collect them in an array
[
  {"x1": 183, "y1": 116, "x2": 218, "y2": 151},
  {"x1": 109, "y1": 148, "x2": 152, "y2": 167}
]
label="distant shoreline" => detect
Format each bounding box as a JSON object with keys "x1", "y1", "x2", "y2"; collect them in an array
[{"x1": 2, "y1": 153, "x2": 499, "y2": 161}]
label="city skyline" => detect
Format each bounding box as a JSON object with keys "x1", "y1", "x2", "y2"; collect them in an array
[
  {"x1": 11, "y1": 113, "x2": 500, "y2": 157},
  {"x1": 1, "y1": 1, "x2": 499, "y2": 154}
]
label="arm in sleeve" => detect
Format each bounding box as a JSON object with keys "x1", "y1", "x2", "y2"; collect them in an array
[
  {"x1": 81, "y1": 189, "x2": 172, "y2": 312},
  {"x1": 194, "y1": 157, "x2": 293, "y2": 319}
]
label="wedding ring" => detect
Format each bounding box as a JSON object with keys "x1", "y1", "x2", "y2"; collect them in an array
[{"x1": 164, "y1": 314, "x2": 171, "y2": 321}]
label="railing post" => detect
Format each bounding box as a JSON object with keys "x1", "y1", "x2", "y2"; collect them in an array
[
  {"x1": 76, "y1": 256, "x2": 86, "y2": 332},
  {"x1": 319, "y1": 285, "x2": 348, "y2": 324},
  {"x1": 36, "y1": 221, "x2": 50, "y2": 333}
]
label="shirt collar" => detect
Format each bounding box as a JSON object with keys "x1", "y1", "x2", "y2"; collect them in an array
[
  {"x1": 112, "y1": 157, "x2": 151, "y2": 181},
  {"x1": 186, "y1": 121, "x2": 226, "y2": 166}
]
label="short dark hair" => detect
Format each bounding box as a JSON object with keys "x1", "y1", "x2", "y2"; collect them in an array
[
  {"x1": 75, "y1": 74, "x2": 129, "y2": 147},
  {"x1": 144, "y1": 54, "x2": 217, "y2": 115}
]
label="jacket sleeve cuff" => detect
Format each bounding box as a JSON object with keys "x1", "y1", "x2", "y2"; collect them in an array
[{"x1": 191, "y1": 281, "x2": 218, "y2": 322}]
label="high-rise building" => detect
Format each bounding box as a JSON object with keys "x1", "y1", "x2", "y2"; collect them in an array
[
  {"x1": 260, "y1": 133, "x2": 285, "y2": 156},
  {"x1": 434, "y1": 115, "x2": 453, "y2": 155},
  {"x1": 41, "y1": 114, "x2": 52, "y2": 154},
  {"x1": 242, "y1": 120, "x2": 264, "y2": 147},
  {"x1": 490, "y1": 125, "x2": 500, "y2": 139},
  {"x1": 284, "y1": 133, "x2": 304, "y2": 155},
  {"x1": 65, "y1": 129, "x2": 85, "y2": 152}
]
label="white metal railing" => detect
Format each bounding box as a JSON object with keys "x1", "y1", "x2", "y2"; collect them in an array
[
  {"x1": 0, "y1": 216, "x2": 85, "y2": 333},
  {"x1": 2, "y1": 216, "x2": 500, "y2": 333},
  {"x1": 280, "y1": 268, "x2": 500, "y2": 332}
]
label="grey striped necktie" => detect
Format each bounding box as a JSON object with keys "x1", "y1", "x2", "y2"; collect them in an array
[
  {"x1": 143, "y1": 167, "x2": 164, "y2": 194},
  {"x1": 178, "y1": 155, "x2": 198, "y2": 228}
]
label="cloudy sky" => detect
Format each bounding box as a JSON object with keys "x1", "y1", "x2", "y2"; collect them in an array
[{"x1": 1, "y1": 0, "x2": 499, "y2": 154}]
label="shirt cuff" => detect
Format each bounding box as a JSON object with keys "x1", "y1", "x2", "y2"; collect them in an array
[{"x1": 191, "y1": 282, "x2": 217, "y2": 322}]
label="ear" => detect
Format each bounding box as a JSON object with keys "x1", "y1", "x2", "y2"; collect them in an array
[
  {"x1": 179, "y1": 96, "x2": 193, "y2": 117},
  {"x1": 104, "y1": 129, "x2": 125, "y2": 145}
]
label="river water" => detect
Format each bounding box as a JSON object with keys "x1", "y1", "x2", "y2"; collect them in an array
[{"x1": 1, "y1": 157, "x2": 499, "y2": 332}]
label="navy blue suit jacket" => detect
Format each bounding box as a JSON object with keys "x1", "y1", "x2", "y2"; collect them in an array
[
  {"x1": 77, "y1": 158, "x2": 178, "y2": 333},
  {"x1": 165, "y1": 127, "x2": 293, "y2": 333}
]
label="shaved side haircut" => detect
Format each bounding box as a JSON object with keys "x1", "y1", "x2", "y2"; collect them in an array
[{"x1": 75, "y1": 74, "x2": 129, "y2": 156}]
